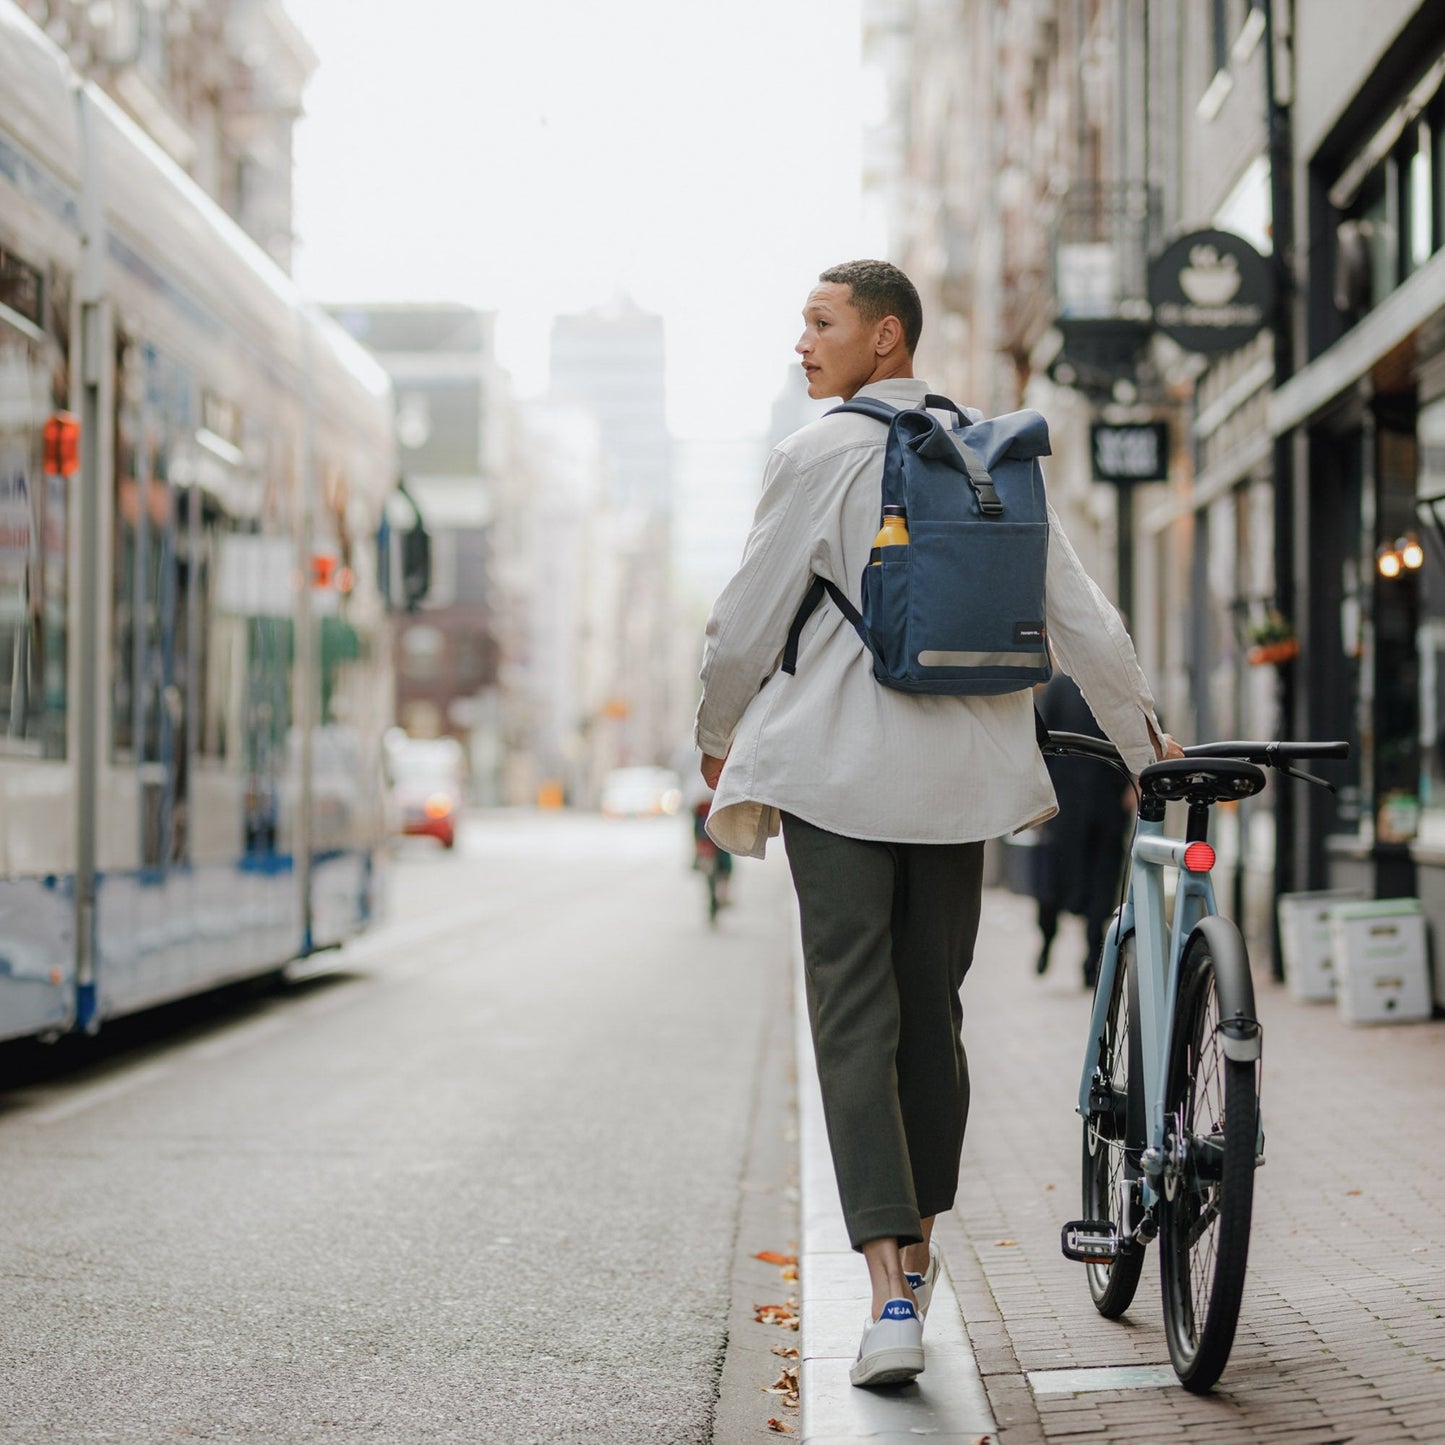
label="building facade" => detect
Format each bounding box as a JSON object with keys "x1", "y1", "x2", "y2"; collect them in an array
[
  {"x1": 867, "y1": 0, "x2": 1445, "y2": 977},
  {"x1": 328, "y1": 304, "x2": 512, "y2": 801},
  {"x1": 547, "y1": 297, "x2": 678, "y2": 771}
]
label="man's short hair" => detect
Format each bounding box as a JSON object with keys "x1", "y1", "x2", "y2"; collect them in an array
[{"x1": 818, "y1": 260, "x2": 922, "y2": 354}]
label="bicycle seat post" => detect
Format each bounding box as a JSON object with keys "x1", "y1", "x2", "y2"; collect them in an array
[{"x1": 1186, "y1": 802, "x2": 1210, "y2": 844}]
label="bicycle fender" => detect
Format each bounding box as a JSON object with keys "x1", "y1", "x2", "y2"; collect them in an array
[{"x1": 1186, "y1": 915, "x2": 1261, "y2": 1063}]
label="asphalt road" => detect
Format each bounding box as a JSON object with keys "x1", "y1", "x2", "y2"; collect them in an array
[{"x1": 0, "y1": 812, "x2": 795, "y2": 1444}]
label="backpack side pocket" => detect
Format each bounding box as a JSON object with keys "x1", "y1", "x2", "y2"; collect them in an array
[{"x1": 861, "y1": 547, "x2": 912, "y2": 686}]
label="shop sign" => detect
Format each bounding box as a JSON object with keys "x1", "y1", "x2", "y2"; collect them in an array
[
  {"x1": 1090, "y1": 421, "x2": 1169, "y2": 483},
  {"x1": 1147, "y1": 228, "x2": 1273, "y2": 355}
]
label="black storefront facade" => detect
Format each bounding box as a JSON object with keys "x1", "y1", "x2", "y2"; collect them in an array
[{"x1": 1270, "y1": 9, "x2": 1445, "y2": 1006}]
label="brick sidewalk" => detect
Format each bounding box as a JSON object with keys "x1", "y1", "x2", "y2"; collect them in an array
[{"x1": 942, "y1": 887, "x2": 1445, "y2": 1443}]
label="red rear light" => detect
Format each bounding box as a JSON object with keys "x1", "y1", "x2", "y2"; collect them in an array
[
  {"x1": 1183, "y1": 841, "x2": 1216, "y2": 873},
  {"x1": 423, "y1": 792, "x2": 453, "y2": 820}
]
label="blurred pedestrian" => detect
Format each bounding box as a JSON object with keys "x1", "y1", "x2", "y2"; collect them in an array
[
  {"x1": 1032, "y1": 669, "x2": 1131, "y2": 987},
  {"x1": 694, "y1": 260, "x2": 1180, "y2": 1389}
]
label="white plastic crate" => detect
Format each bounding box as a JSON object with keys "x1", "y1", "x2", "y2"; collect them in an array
[
  {"x1": 1277, "y1": 890, "x2": 1361, "y2": 1001},
  {"x1": 1329, "y1": 899, "x2": 1433, "y2": 1024}
]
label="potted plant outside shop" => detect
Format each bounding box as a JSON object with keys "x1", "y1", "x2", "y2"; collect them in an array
[{"x1": 1245, "y1": 611, "x2": 1300, "y2": 666}]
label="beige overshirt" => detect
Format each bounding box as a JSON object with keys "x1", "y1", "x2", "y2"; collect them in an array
[{"x1": 694, "y1": 378, "x2": 1166, "y2": 859}]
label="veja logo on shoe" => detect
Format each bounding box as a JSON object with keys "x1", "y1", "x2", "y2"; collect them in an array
[
  {"x1": 880, "y1": 1299, "x2": 918, "y2": 1321},
  {"x1": 904, "y1": 1272, "x2": 924, "y2": 1290}
]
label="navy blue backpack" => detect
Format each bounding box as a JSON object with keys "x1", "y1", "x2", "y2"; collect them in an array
[{"x1": 782, "y1": 394, "x2": 1053, "y2": 697}]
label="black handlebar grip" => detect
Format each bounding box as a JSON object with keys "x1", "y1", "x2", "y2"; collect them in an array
[{"x1": 1186, "y1": 740, "x2": 1350, "y2": 762}]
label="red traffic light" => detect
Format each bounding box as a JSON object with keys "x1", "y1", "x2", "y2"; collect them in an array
[{"x1": 43, "y1": 412, "x2": 80, "y2": 477}]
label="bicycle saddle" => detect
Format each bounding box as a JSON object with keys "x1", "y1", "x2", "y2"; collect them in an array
[{"x1": 1139, "y1": 758, "x2": 1267, "y2": 805}]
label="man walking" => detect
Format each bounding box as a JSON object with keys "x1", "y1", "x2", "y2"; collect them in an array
[{"x1": 695, "y1": 260, "x2": 1179, "y2": 1387}]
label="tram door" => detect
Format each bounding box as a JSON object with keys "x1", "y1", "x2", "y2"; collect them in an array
[{"x1": 114, "y1": 341, "x2": 196, "y2": 998}]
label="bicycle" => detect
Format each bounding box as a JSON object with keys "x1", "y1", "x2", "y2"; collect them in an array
[{"x1": 1044, "y1": 728, "x2": 1348, "y2": 1392}]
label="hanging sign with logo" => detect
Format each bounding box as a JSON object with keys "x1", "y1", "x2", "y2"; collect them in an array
[
  {"x1": 1090, "y1": 422, "x2": 1169, "y2": 483},
  {"x1": 1147, "y1": 228, "x2": 1273, "y2": 355}
]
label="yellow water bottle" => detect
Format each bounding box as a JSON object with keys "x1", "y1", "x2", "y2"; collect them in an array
[{"x1": 870, "y1": 504, "x2": 909, "y2": 564}]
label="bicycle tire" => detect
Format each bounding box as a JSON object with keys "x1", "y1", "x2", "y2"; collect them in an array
[
  {"x1": 1158, "y1": 923, "x2": 1258, "y2": 1391},
  {"x1": 706, "y1": 865, "x2": 720, "y2": 926},
  {"x1": 1081, "y1": 930, "x2": 1146, "y2": 1318}
]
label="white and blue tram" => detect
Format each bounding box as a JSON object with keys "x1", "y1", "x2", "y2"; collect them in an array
[{"x1": 0, "y1": 3, "x2": 398, "y2": 1042}]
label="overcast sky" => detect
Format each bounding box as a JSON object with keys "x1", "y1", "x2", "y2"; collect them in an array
[{"x1": 286, "y1": 0, "x2": 884, "y2": 439}]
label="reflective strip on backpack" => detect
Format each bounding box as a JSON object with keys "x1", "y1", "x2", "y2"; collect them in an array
[{"x1": 917, "y1": 649, "x2": 1046, "y2": 669}]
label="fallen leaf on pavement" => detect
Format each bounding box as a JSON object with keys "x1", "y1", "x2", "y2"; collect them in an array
[
  {"x1": 754, "y1": 1302, "x2": 801, "y2": 1329},
  {"x1": 766, "y1": 1420, "x2": 794, "y2": 1435},
  {"x1": 753, "y1": 1250, "x2": 798, "y2": 1266},
  {"x1": 781, "y1": 1264, "x2": 798, "y2": 1282},
  {"x1": 995, "y1": 1239, "x2": 1018, "y2": 1247},
  {"x1": 770, "y1": 1344, "x2": 800, "y2": 1359},
  {"x1": 764, "y1": 1366, "x2": 799, "y2": 1395},
  {"x1": 1346, "y1": 1189, "x2": 1362, "y2": 1196}
]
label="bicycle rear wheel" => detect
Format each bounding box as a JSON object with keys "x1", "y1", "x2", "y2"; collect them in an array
[
  {"x1": 1081, "y1": 930, "x2": 1145, "y2": 1317},
  {"x1": 1158, "y1": 923, "x2": 1259, "y2": 1391}
]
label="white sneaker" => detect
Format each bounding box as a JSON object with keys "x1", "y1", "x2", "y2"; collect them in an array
[
  {"x1": 905, "y1": 1240, "x2": 942, "y2": 1319},
  {"x1": 849, "y1": 1298, "x2": 924, "y2": 1387}
]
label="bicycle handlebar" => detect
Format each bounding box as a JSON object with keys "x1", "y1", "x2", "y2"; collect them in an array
[
  {"x1": 1184, "y1": 739, "x2": 1350, "y2": 763},
  {"x1": 1041, "y1": 730, "x2": 1351, "y2": 772}
]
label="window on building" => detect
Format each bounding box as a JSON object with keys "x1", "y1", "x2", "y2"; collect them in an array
[
  {"x1": 1330, "y1": 60, "x2": 1445, "y2": 327},
  {"x1": 1211, "y1": 0, "x2": 1229, "y2": 75}
]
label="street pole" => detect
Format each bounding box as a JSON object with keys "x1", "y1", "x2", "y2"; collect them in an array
[
  {"x1": 1266, "y1": 0, "x2": 1298, "y2": 975},
  {"x1": 1117, "y1": 479, "x2": 1135, "y2": 626}
]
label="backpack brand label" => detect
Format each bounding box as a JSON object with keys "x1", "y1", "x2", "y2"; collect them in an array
[{"x1": 1014, "y1": 621, "x2": 1047, "y2": 646}]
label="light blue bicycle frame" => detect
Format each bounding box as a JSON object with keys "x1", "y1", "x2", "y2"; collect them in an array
[{"x1": 1075, "y1": 810, "x2": 1225, "y2": 1213}]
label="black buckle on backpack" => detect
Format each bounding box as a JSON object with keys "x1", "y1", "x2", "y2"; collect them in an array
[{"x1": 956, "y1": 438, "x2": 1004, "y2": 517}]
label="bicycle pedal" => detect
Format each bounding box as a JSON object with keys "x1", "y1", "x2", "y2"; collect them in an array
[{"x1": 1061, "y1": 1219, "x2": 1119, "y2": 1263}]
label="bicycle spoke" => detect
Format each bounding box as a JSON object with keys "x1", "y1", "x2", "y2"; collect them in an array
[{"x1": 1080, "y1": 935, "x2": 1145, "y2": 1318}]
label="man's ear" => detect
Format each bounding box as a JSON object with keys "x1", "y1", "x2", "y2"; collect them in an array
[{"x1": 876, "y1": 314, "x2": 904, "y2": 356}]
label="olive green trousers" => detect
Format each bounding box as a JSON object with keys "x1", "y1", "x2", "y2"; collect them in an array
[{"x1": 782, "y1": 813, "x2": 986, "y2": 1250}]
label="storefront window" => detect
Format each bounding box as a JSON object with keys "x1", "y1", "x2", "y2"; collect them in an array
[
  {"x1": 1415, "y1": 397, "x2": 1445, "y2": 845},
  {"x1": 1374, "y1": 418, "x2": 1421, "y2": 842}
]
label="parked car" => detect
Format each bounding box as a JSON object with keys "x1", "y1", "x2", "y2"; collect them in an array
[
  {"x1": 600, "y1": 766, "x2": 683, "y2": 819},
  {"x1": 387, "y1": 735, "x2": 467, "y2": 848}
]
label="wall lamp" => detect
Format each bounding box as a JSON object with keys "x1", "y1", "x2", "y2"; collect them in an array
[{"x1": 1376, "y1": 532, "x2": 1425, "y2": 579}]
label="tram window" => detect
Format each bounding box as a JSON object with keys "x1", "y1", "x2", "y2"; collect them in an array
[
  {"x1": 0, "y1": 248, "x2": 44, "y2": 329},
  {"x1": 111, "y1": 339, "x2": 192, "y2": 769},
  {"x1": 0, "y1": 303, "x2": 68, "y2": 759}
]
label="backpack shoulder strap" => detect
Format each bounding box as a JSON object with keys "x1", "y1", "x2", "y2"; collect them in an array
[
  {"x1": 782, "y1": 576, "x2": 870, "y2": 675},
  {"x1": 826, "y1": 398, "x2": 898, "y2": 426}
]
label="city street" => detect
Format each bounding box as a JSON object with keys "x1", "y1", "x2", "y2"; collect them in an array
[
  {"x1": 4, "y1": 814, "x2": 1444, "y2": 1445},
  {"x1": 0, "y1": 813, "x2": 797, "y2": 1444}
]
